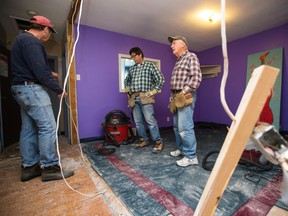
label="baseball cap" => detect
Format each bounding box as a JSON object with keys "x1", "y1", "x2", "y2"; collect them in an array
[
  {"x1": 30, "y1": 15, "x2": 57, "y2": 33},
  {"x1": 168, "y1": 36, "x2": 188, "y2": 47}
]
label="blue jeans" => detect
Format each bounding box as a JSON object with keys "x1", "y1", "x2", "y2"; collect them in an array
[
  {"x1": 173, "y1": 92, "x2": 197, "y2": 159},
  {"x1": 133, "y1": 97, "x2": 162, "y2": 143},
  {"x1": 11, "y1": 84, "x2": 59, "y2": 168}
]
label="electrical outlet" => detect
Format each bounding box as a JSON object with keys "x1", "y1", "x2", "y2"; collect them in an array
[
  {"x1": 167, "y1": 117, "x2": 170, "y2": 122},
  {"x1": 76, "y1": 74, "x2": 81, "y2": 80}
]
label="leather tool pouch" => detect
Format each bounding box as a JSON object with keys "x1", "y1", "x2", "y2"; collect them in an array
[
  {"x1": 140, "y1": 92, "x2": 155, "y2": 105},
  {"x1": 174, "y1": 92, "x2": 193, "y2": 108},
  {"x1": 127, "y1": 94, "x2": 136, "y2": 108},
  {"x1": 169, "y1": 96, "x2": 176, "y2": 113}
]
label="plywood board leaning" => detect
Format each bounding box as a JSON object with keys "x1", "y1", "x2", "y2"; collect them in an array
[{"x1": 194, "y1": 65, "x2": 280, "y2": 216}]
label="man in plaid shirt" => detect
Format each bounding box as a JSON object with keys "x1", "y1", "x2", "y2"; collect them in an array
[
  {"x1": 168, "y1": 36, "x2": 202, "y2": 167},
  {"x1": 124, "y1": 47, "x2": 165, "y2": 153}
]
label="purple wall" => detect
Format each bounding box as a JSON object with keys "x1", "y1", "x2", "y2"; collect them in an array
[
  {"x1": 75, "y1": 24, "x2": 288, "y2": 139},
  {"x1": 196, "y1": 24, "x2": 288, "y2": 131},
  {"x1": 75, "y1": 26, "x2": 175, "y2": 139}
]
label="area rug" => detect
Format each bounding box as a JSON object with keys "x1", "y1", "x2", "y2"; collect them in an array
[{"x1": 84, "y1": 125, "x2": 288, "y2": 216}]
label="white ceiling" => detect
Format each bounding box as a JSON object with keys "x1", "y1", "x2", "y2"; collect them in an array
[{"x1": 1, "y1": 0, "x2": 288, "y2": 51}]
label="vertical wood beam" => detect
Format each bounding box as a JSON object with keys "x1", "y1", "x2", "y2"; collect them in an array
[
  {"x1": 65, "y1": 0, "x2": 82, "y2": 144},
  {"x1": 194, "y1": 65, "x2": 279, "y2": 215}
]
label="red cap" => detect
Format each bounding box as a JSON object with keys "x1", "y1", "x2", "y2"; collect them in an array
[{"x1": 30, "y1": 15, "x2": 56, "y2": 33}]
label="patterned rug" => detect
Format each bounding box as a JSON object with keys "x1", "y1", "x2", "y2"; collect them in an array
[{"x1": 84, "y1": 124, "x2": 288, "y2": 216}]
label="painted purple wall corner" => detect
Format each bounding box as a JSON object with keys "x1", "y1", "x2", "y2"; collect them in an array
[
  {"x1": 75, "y1": 23, "x2": 288, "y2": 139},
  {"x1": 75, "y1": 26, "x2": 175, "y2": 139},
  {"x1": 196, "y1": 23, "x2": 288, "y2": 131}
]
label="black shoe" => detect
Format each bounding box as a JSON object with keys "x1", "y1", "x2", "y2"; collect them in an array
[
  {"x1": 41, "y1": 165, "x2": 74, "y2": 182},
  {"x1": 21, "y1": 163, "x2": 42, "y2": 182}
]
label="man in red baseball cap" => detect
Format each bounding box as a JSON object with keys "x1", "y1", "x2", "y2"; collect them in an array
[
  {"x1": 10, "y1": 15, "x2": 74, "y2": 182},
  {"x1": 30, "y1": 15, "x2": 57, "y2": 33}
]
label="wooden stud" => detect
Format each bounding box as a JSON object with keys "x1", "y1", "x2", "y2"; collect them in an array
[
  {"x1": 194, "y1": 65, "x2": 280, "y2": 215},
  {"x1": 65, "y1": 0, "x2": 82, "y2": 145}
]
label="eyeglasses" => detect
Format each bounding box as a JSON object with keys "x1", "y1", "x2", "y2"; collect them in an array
[
  {"x1": 46, "y1": 27, "x2": 52, "y2": 33},
  {"x1": 130, "y1": 54, "x2": 138, "y2": 59}
]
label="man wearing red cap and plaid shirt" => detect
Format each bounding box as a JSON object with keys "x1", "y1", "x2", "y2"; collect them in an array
[{"x1": 11, "y1": 15, "x2": 74, "y2": 182}]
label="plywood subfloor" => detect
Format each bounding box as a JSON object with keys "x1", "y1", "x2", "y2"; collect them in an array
[
  {"x1": 0, "y1": 135, "x2": 287, "y2": 216},
  {"x1": 0, "y1": 136, "x2": 132, "y2": 216}
]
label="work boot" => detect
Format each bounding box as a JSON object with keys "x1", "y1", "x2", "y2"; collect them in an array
[
  {"x1": 41, "y1": 165, "x2": 74, "y2": 182},
  {"x1": 134, "y1": 138, "x2": 149, "y2": 149},
  {"x1": 152, "y1": 140, "x2": 164, "y2": 154},
  {"x1": 21, "y1": 163, "x2": 42, "y2": 182}
]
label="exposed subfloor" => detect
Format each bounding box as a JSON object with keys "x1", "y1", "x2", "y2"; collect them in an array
[
  {"x1": 0, "y1": 135, "x2": 287, "y2": 216},
  {"x1": 0, "y1": 136, "x2": 132, "y2": 216}
]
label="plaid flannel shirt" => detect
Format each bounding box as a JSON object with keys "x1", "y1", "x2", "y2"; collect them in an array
[
  {"x1": 124, "y1": 61, "x2": 164, "y2": 92},
  {"x1": 170, "y1": 50, "x2": 202, "y2": 93}
]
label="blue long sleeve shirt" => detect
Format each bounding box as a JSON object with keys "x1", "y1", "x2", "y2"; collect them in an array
[{"x1": 11, "y1": 31, "x2": 63, "y2": 94}]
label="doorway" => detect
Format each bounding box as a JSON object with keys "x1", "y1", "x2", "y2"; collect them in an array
[{"x1": 0, "y1": 45, "x2": 21, "y2": 152}]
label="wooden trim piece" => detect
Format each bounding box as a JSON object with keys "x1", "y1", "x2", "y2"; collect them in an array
[
  {"x1": 68, "y1": 0, "x2": 82, "y2": 23},
  {"x1": 65, "y1": 0, "x2": 82, "y2": 144},
  {"x1": 194, "y1": 65, "x2": 280, "y2": 216}
]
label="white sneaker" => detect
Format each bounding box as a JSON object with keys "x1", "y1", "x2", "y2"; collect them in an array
[
  {"x1": 170, "y1": 149, "x2": 182, "y2": 157},
  {"x1": 176, "y1": 156, "x2": 198, "y2": 167}
]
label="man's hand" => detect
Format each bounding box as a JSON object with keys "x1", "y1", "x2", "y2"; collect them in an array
[
  {"x1": 52, "y1": 71, "x2": 59, "y2": 79},
  {"x1": 145, "y1": 89, "x2": 158, "y2": 97},
  {"x1": 125, "y1": 87, "x2": 131, "y2": 94},
  {"x1": 58, "y1": 90, "x2": 67, "y2": 99}
]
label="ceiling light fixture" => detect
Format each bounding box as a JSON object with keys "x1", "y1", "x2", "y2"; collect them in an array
[
  {"x1": 208, "y1": 14, "x2": 220, "y2": 23},
  {"x1": 199, "y1": 10, "x2": 220, "y2": 24}
]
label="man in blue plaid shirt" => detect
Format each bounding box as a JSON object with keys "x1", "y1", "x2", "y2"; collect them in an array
[
  {"x1": 124, "y1": 47, "x2": 165, "y2": 153},
  {"x1": 168, "y1": 36, "x2": 202, "y2": 167}
]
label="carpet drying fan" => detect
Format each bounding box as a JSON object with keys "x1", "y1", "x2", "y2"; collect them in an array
[{"x1": 250, "y1": 122, "x2": 288, "y2": 201}]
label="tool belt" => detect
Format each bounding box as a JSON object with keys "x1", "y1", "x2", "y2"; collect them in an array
[
  {"x1": 127, "y1": 94, "x2": 136, "y2": 108},
  {"x1": 139, "y1": 92, "x2": 155, "y2": 105},
  {"x1": 127, "y1": 92, "x2": 155, "y2": 108},
  {"x1": 169, "y1": 91, "x2": 193, "y2": 113}
]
